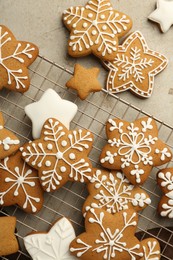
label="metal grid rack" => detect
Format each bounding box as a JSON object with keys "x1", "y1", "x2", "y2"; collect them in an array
[{"x1": 0, "y1": 55, "x2": 173, "y2": 260}]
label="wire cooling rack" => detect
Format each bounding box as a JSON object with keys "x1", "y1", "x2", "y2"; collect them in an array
[{"x1": 0, "y1": 55, "x2": 173, "y2": 260}]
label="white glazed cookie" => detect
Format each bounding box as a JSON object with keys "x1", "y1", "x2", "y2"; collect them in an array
[
  {"x1": 63, "y1": 0, "x2": 132, "y2": 61},
  {"x1": 100, "y1": 117, "x2": 172, "y2": 185},
  {"x1": 25, "y1": 88, "x2": 78, "y2": 139},
  {"x1": 21, "y1": 118, "x2": 93, "y2": 192},
  {"x1": 24, "y1": 217, "x2": 76, "y2": 260},
  {"x1": 0, "y1": 25, "x2": 38, "y2": 92},
  {"x1": 70, "y1": 208, "x2": 143, "y2": 260},
  {"x1": 0, "y1": 112, "x2": 20, "y2": 159},
  {"x1": 0, "y1": 151, "x2": 44, "y2": 213},
  {"x1": 148, "y1": 0, "x2": 173, "y2": 33},
  {"x1": 83, "y1": 168, "x2": 151, "y2": 215},
  {"x1": 140, "y1": 238, "x2": 160, "y2": 260},
  {"x1": 157, "y1": 168, "x2": 173, "y2": 218},
  {"x1": 103, "y1": 31, "x2": 168, "y2": 98}
]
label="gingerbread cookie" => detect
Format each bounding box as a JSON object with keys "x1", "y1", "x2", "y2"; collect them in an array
[
  {"x1": 24, "y1": 217, "x2": 76, "y2": 260},
  {"x1": 83, "y1": 168, "x2": 151, "y2": 215},
  {"x1": 148, "y1": 0, "x2": 173, "y2": 33},
  {"x1": 100, "y1": 117, "x2": 172, "y2": 185},
  {"x1": 21, "y1": 118, "x2": 93, "y2": 192},
  {"x1": 140, "y1": 238, "x2": 160, "y2": 260},
  {"x1": 0, "y1": 216, "x2": 19, "y2": 256},
  {"x1": 157, "y1": 168, "x2": 173, "y2": 218},
  {"x1": 66, "y1": 64, "x2": 102, "y2": 100},
  {"x1": 0, "y1": 112, "x2": 20, "y2": 159},
  {"x1": 0, "y1": 151, "x2": 44, "y2": 213},
  {"x1": 70, "y1": 208, "x2": 143, "y2": 259},
  {"x1": 63, "y1": 0, "x2": 132, "y2": 61},
  {"x1": 0, "y1": 25, "x2": 38, "y2": 92},
  {"x1": 103, "y1": 31, "x2": 168, "y2": 98},
  {"x1": 25, "y1": 88, "x2": 78, "y2": 139}
]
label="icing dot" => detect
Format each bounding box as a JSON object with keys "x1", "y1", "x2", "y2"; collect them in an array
[
  {"x1": 92, "y1": 20, "x2": 97, "y2": 26},
  {"x1": 47, "y1": 144, "x2": 53, "y2": 150},
  {"x1": 100, "y1": 14, "x2": 105, "y2": 19},
  {"x1": 69, "y1": 153, "x2": 76, "y2": 160},
  {"x1": 102, "y1": 25, "x2": 107, "y2": 31},
  {"x1": 45, "y1": 160, "x2": 51, "y2": 167},
  {"x1": 88, "y1": 13, "x2": 93, "y2": 18},
  {"x1": 60, "y1": 166, "x2": 66, "y2": 173},
  {"x1": 61, "y1": 140, "x2": 67, "y2": 147},
  {"x1": 83, "y1": 22, "x2": 88, "y2": 28},
  {"x1": 56, "y1": 152, "x2": 63, "y2": 159},
  {"x1": 92, "y1": 30, "x2": 97, "y2": 36}
]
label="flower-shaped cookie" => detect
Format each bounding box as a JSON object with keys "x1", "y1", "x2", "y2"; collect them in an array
[
  {"x1": 100, "y1": 117, "x2": 172, "y2": 185},
  {"x1": 103, "y1": 31, "x2": 168, "y2": 98},
  {"x1": 83, "y1": 169, "x2": 151, "y2": 215},
  {"x1": 24, "y1": 217, "x2": 76, "y2": 260},
  {"x1": 0, "y1": 112, "x2": 20, "y2": 159},
  {"x1": 0, "y1": 25, "x2": 38, "y2": 92},
  {"x1": 21, "y1": 118, "x2": 93, "y2": 192},
  {"x1": 0, "y1": 151, "x2": 44, "y2": 213},
  {"x1": 63, "y1": 0, "x2": 132, "y2": 61},
  {"x1": 157, "y1": 168, "x2": 173, "y2": 218},
  {"x1": 70, "y1": 208, "x2": 143, "y2": 259}
]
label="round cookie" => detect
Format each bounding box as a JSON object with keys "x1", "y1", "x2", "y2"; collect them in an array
[
  {"x1": 100, "y1": 117, "x2": 172, "y2": 185},
  {"x1": 63, "y1": 0, "x2": 132, "y2": 61}
]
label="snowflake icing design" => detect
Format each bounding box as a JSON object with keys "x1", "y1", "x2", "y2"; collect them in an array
[
  {"x1": 63, "y1": 0, "x2": 132, "y2": 60},
  {"x1": 0, "y1": 152, "x2": 43, "y2": 213},
  {"x1": 104, "y1": 31, "x2": 168, "y2": 97},
  {"x1": 0, "y1": 25, "x2": 38, "y2": 91},
  {"x1": 142, "y1": 239, "x2": 160, "y2": 260},
  {"x1": 84, "y1": 169, "x2": 151, "y2": 214},
  {"x1": 70, "y1": 208, "x2": 143, "y2": 260},
  {"x1": 21, "y1": 118, "x2": 93, "y2": 192}
]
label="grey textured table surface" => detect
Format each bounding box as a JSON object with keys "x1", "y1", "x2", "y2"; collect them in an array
[{"x1": 1, "y1": 0, "x2": 173, "y2": 126}]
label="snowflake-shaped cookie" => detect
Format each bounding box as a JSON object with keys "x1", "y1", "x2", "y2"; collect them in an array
[
  {"x1": 103, "y1": 31, "x2": 168, "y2": 98},
  {"x1": 157, "y1": 168, "x2": 173, "y2": 218},
  {"x1": 63, "y1": 0, "x2": 132, "y2": 61},
  {"x1": 100, "y1": 117, "x2": 172, "y2": 185},
  {"x1": 70, "y1": 208, "x2": 143, "y2": 260},
  {"x1": 140, "y1": 238, "x2": 160, "y2": 260},
  {"x1": 0, "y1": 151, "x2": 44, "y2": 213},
  {"x1": 21, "y1": 118, "x2": 93, "y2": 192},
  {"x1": 83, "y1": 169, "x2": 151, "y2": 215},
  {"x1": 0, "y1": 112, "x2": 20, "y2": 159},
  {"x1": 0, "y1": 25, "x2": 38, "y2": 92},
  {"x1": 24, "y1": 217, "x2": 76, "y2": 260}
]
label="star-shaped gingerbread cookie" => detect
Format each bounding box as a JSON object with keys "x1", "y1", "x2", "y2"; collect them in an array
[
  {"x1": 70, "y1": 208, "x2": 143, "y2": 259},
  {"x1": 100, "y1": 117, "x2": 172, "y2": 185},
  {"x1": 0, "y1": 216, "x2": 19, "y2": 256},
  {"x1": 0, "y1": 25, "x2": 38, "y2": 92},
  {"x1": 25, "y1": 88, "x2": 78, "y2": 139},
  {"x1": 83, "y1": 168, "x2": 151, "y2": 215},
  {"x1": 0, "y1": 112, "x2": 20, "y2": 159},
  {"x1": 24, "y1": 217, "x2": 76, "y2": 260},
  {"x1": 0, "y1": 151, "x2": 44, "y2": 213},
  {"x1": 63, "y1": 0, "x2": 132, "y2": 61},
  {"x1": 148, "y1": 0, "x2": 173, "y2": 33},
  {"x1": 66, "y1": 64, "x2": 102, "y2": 100},
  {"x1": 103, "y1": 31, "x2": 168, "y2": 98},
  {"x1": 21, "y1": 118, "x2": 93, "y2": 192}
]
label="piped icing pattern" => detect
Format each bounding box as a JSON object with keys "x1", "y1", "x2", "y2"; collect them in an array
[
  {"x1": 83, "y1": 169, "x2": 151, "y2": 215},
  {"x1": 140, "y1": 238, "x2": 160, "y2": 260},
  {"x1": 63, "y1": 0, "x2": 132, "y2": 60},
  {"x1": 103, "y1": 31, "x2": 168, "y2": 98},
  {"x1": 100, "y1": 117, "x2": 172, "y2": 185},
  {"x1": 21, "y1": 118, "x2": 93, "y2": 192}
]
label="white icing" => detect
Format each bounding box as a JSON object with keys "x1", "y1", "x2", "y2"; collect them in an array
[
  {"x1": 0, "y1": 156, "x2": 40, "y2": 212},
  {"x1": 86, "y1": 170, "x2": 151, "y2": 214},
  {"x1": 61, "y1": 140, "x2": 67, "y2": 147},
  {"x1": 25, "y1": 88, "x2": 78, "y2": 139},
  {"x1": 70, "y1": 209, "x2": 143, "y2": 259},
  {"x1": 0, "y1": 136, "x2": 19, "y2": 151},
  {"x1": 130, "y1": 165, "x2": 144, "y2": 184},
  {"x1": 104, "y1": 31, "x2": 168, "y2": 98},
  {"x1": 47, "y1": 143, "x2": 53, "y2": 150},
  {"x1": 142, "y1": 240, "x2": 160, "y2": 260},
  {"x1": 155, "y1": 147, "x2": 171, "y2": 161},
  {"x1": 24, "y1": 217, "x2": 76, "y2": 260},
  {"x1": 63, "y1": 0, "x2": 131, "y2": 57},
  {"x1": 148, "y1": 0, "x2": 173, "y2": 33},
  {"x1": 141, "y1": 118, "x2": 153, "y2": 133},
  {"x1": 0, "y1": 26, "x2": 36, "y2": 90},
  {"x1": 21, "y1": 119, "x2": 93, "y2": 192},
  {"x1": 45, "y1": 160, "x2": 51, "y2": 167}
]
